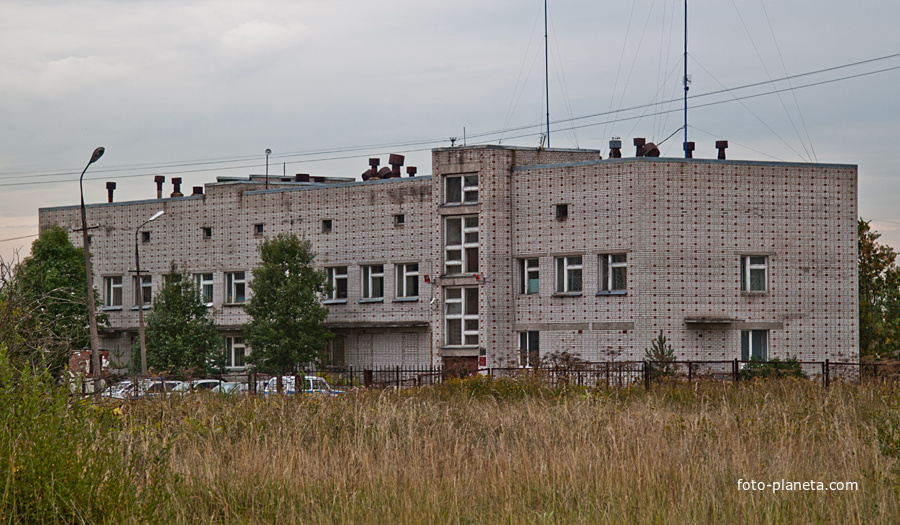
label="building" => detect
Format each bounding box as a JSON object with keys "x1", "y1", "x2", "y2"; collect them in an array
[{"x1": 38, "y1": 143, "x2": 859, "y2": 373}]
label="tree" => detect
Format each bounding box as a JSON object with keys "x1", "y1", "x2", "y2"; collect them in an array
[
  {"x1": 644, "y1": 330, "x2": 677, "y2": 379},
  {"x1": 858, "y1": 219, "x2": 900, "y2": 359},
  {"x1": 137, "y1": 264, "x2": 224, "y2": 376},
  {"x1": 1, "y1": 224, "x2": 106, "y2": 375},
  {"x1": 244, "y1": 234, "x2": 331, "y2": 373}
]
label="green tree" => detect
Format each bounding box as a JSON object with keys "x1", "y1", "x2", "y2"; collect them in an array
[
  {"x1": 644, "y1": 330, "x2": 678, "y2": 378},
  {"x1": 859, "y1": 219, "x2": 900, "y2": 358},
  {"x1": 1, "y1": 224, "x2": 106, "y2": 375},
  {"x1": 137, "y1": 264, "x2": 224, "y2": 376},
  {"x1": 244, "y1": 233, "x2": 331, "y2": 373}
]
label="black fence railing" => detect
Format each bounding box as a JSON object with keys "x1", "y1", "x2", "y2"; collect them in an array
[{"x1": 80, "y1": 360, "x2": 900, "y2": 398}]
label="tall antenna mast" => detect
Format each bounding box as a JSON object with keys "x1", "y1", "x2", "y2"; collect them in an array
[
  {"x1": 683, "y1": 0, "x2": 689, "y2": 158},
  {"x1": 544, "y1": 0, "x2": 550, "y2": 148}
]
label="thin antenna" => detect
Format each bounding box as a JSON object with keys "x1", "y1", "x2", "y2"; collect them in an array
[
  {"x1": 683, "y1": 0, "x2": 689, "y2": 158},
  {"x1": 463, "y1": 127, "x2": 467, "y2": 146},
  {"x1": 544, "y1": 0, "x2": 550, "y2": 148}
]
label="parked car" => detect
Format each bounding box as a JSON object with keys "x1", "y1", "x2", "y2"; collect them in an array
[
  {"x1": 102, "y1": 378, "x2": 182, "y2": 399},
  {"x1": 172, "y1": 379, "x2": 226, "y2": 394},
  {"x1": 264, "y1": 375, "x2": 341, "y2": 395},
  {"x1": 210, "y1": 381, "x2": 248, "y2": 395}
]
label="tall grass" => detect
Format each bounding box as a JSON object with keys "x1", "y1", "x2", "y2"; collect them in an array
[{"x1": 116, "y1": 378, "x2": 900, "y2": 524}]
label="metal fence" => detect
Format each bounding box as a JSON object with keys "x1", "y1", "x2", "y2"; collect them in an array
[{"x1": 83, "y1": 359, "x2": 900, "y2": 398}]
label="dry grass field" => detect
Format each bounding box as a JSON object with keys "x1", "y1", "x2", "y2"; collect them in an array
[{"x1": 112, "y1": 378, "x2": 900, "y2": 524}]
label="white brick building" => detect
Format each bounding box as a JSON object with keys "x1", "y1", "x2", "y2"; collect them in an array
[{"x1": 39, "y1": 144, "x2": 858, "y2": 372}]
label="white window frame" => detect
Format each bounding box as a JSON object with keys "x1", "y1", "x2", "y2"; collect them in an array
[
  {"x1": 444, "y1": 287, "x2": 479, "y2": 347},
  {"x1": 599, "y1": 254, "x2": 627, "y2": 293},
  {"x1": 396, "y1": 263, "x2": 419, "y2": 298},
  {"x1": 133, "y1": 275, "x2": 152, "y2": 306},
  {"x1": 445, "y1": 173, "x2": 478, "y2": 204},
  {"x1": 225, "y1": 271, "x2": 246, "y2": 304},
  {"x1": 361, "y1": 264, "x2": 384, "y2": 300},
  {"x1": 741, "y1": 330, "x2": 768, "y2": 362},
  {"x1": 195, "y1": 273, "x2": 214, "y2": 306},
  {"x1": 519, "y1": 258, "x2": 539, "y2": 294},
  {"x1": 104, "y1": 276, "x2": 122, "y2": 307},
  {"x1": 225, "y1": 336, "x2": 248, "y2": 369},
  {"x1": 740, "y1": 255, "x2": 768, "y2": 292},
  {"x1": 445, "y1": 215, "x2": 478, "y2": 275},
  {"x1": 555, "y1": 256, "x2": 583, "y2": 293},
  {"x1": 519, "y1": 331, "x2": 540, "y2": 368},
  {"x1": 326, "y1": 266, "x2": 348, "y2": 301}
]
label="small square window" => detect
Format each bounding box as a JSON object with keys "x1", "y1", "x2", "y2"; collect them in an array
[
  {"x1": 322, "y1": 219, "x2": 333, "y2": 233},
  {"x1": 202, "y1": 227, "x2": 212, "y2": 239},
  {"x1": 394, "y1": 214, "x2": 405, "y2": 226},
  {"x1": 254, "y1": 224, "x2": 264, "y2": 235},
  {"x1": 141, "y1": 231, "x2": 151, "y2": 243},
  {"x1": 556, "y1": 204, "x2": 569, "y2": 220}
]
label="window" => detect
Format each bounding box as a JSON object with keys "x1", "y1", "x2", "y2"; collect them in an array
[
  {"x1": 394, "y1": 214, "x2": 405, "y2": 226},
  {"x1": 600, "y1": 254, "x2": 627, "y2": 293},
  {"x1": 396, "y1": 263, "x2": 419, "y2": 298},
  {"x1": 741, "y1": 330, "x2": 768, "y2": 362},
  {"x1": 330, "y1": 337, "x2": 346, "y2": 367},
  {"x1": 519, "y1": 331, "x2": 540, "y2": 368},
  {"x1": 445, "y1": 287, "x2": 479, "y2": 346},
  {"x1": 326, "y1": 267, "x2": 348, "y2": 300},
  {"x1": 202, "y1": 227, "x2": 212, "y2": 239},
  {"x1": 519, "y1": 259, "x2": 539, "y2": 294},
  {"x1": 322, "y1": 219, "x2": 333, "y2": 233},
  {"x1": 555, "y1": 256, "x2": 583, "y2": 293},
  {"x1": 740, "y1": 256, "x2": 768, "y2": 292},
  {"x1": 254, "y1": 223, "x2": 264, "y2": 235},
  {"x1": 445, "y1": 216, "x2": 478, "y2": 274},
  {"x1": 445, "y1": 174, "x2": 478, "y2": 204},
  {"x1": 361, "y1": 265, "x2": 384, "y2": 300},
  {"x1": 195, "y1": 273, "x2": 213, "y2": 306},
  {"x1": 133, "y1": 275, "x2": 152, "y2": 306},
  {"x1": 556, "y1": 204, "x2": 569, "y2": 220},
  {"x1": 141, "y1": 231, "x2": 151, "y2": 243},
  {"x1": 225, "y1": 272, "x2": 246, "y2": 304},
  {"x1": 104, "y1": 276, "x2": 122, "y2": 307},
  {"x1": 225, "y1": 336, "x2": 247, "y2": 369}
]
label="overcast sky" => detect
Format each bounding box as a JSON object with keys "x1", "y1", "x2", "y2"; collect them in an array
[{"x1": 3, "y1": 0, "x2": 900, "y2": 263}]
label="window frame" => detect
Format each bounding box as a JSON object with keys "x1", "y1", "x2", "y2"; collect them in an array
[
  {"x1": 444, "y1": 287, "x2": 479, "y2": 347},
  {"x1": 326, "y1": 266, "x2": 348, "y2": 301},
  {"x1": 133, "y1": 275, "x2": 152, "y2": 307},
  {"x1": 361, "y1": 264, "x2": 385, "y2": 300},
  {"x1": 444, "y1": 215, "x2": 479, "y2": 275},
  {"x1": 253, "y1": 223, "x2": 264, "y2": 236},
  {"x1": 225, "y1": 271, "x2": 246, "y2": 304},
  {"x1": 519, "y1": 258, "x2": 540, "y2": 294},
  {"x1": 555, "y1": 256, "x2": 583, "y2": 294},
  {"x1": 396, "y1": 263, "x2": 419, "y2": 299},
  {"x1": 741, "y1": 330, "x2": 768, "y2": 362},
  {"x1": 195, "y1": 273, "x2": 214, "y2": 306},
  {"x1": 519, "y1": 331, "x2": 540, "y2": 368},
  {"x1": 103, "y1": 276, "x2": 123, "y2": 308},
  {"x1": 225, "y1": 336, "x2": 248, "y2": 370},
  {"x1": 740, "y1": 255, "x2": 768, "y2": 292},
  {"x1": 444, "y1": 173, "x2": 478, "y2": 204},
  {"x1": 599, "y1": 253, "x2": 628, "y2": 294}
]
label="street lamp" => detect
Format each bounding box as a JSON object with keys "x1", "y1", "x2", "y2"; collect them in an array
[
  {"x1": 265, "y1": 148, "x2": 272, "y2": 189},
  {"x1": 79, "y1": 147, "x2": 104, "y2": 391},
  {"x1": 135, "y1": 210, "x2": 164, "y2": 375}
]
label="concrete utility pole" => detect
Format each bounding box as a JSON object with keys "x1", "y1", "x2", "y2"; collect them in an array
[
  {"x1": 135, "y1": 210, "x2": 164, "y2": 375},
  {"x1": 79, "y1": 147, "x2": 105, "y2": 392}
]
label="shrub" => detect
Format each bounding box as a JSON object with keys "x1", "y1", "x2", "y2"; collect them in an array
[{"x1": 738, "y1": 356, "x2": 808, "y2": 381}]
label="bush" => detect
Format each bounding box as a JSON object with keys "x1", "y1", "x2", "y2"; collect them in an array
[
  {"x1": 0, "y1": 345, "x2": 170, "y2": 522},
  {"x1": 738, "y1": 357, "x2": 808, "y2": 381}
]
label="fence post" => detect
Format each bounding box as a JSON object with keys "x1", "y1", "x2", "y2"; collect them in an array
[
  {"x1": 644, "y1": 361, "x2": 651, "y2": 391},
  {"x1": 688, "y1": 361, "x2": 693, "y2": 384},
  {"x1": 824, "y1": 359, "x2": 830, "y2": 388},
  {"x1": 733, "y1": 359, "x2": 739, "y2": 384},
  {"x1": 606, "y1": 362, "x2": 610, "y2": 389},
  {"x1": 396, "y1": 365, "x2": 401, "y2": 390}
]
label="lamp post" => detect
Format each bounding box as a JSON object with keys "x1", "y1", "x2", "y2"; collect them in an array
[
  {"x1": 135, "y1": 210, "x2": 164, "y2": 375},
  {"x1": 265, "y1": 148, "x2": 271, "y2": 189},
  {"x1": 79, "y1": 147, "x2": 105, "y2": 391}
]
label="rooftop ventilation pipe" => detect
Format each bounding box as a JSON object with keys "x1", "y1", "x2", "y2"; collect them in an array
[
  {"x1": 642, "y1": 142, "x2": 660, "y2": 157},
  {"x1": 634, "y1": 138, "x2": 646, "y2": 157},
  {"x1": 362, "y1": 158, "x2": 380, "y2": 181},
  {"x1": 716, "y1": 140, "x2": 728, "y2": 159},
  {"x1": 684, "y1": 142, "x2": 695, "y2": 159},
  {"x1": 171, "y1": 177, "x2": 183, "y2": 198},
  {"x1": 106, "y1": 182, "x2": 116, "y2": 203},
  {"x1": 192, "y1": 186, "x2": 203, "y2": 196},
  {"x1": 295, "y1": 174, "x2": 310, "y2": 182},
  {"x1": 154, "y1": 176, "x2": 166, "y2": 199},
  {"x1": 609, "y1": 139, "x2": 622, "y2": 159},
  {"x1": 407, "y1": 166, "x2": 418, "y2": 177},
  {"x1": 389, "y1": 154, "x2": 405, "y2": 178}
]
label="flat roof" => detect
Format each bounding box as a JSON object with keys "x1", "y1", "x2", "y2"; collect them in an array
[{"x1": 513, "y1": 156, "x2": 857, "y2": 172}]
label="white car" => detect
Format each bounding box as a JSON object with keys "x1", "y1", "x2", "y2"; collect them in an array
[
  {"x1": 172, "y1": 379, "x2": 226, "y2": 394},
  {"x1": 263, "y1": 375, "x2": 340, "y2": 395},
  {"x1": 210, "y1": 381, "x2": 248, "y2": 395},
  {"x1": 102, "y1": 378, "x2": 182, "y2": 399}
]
